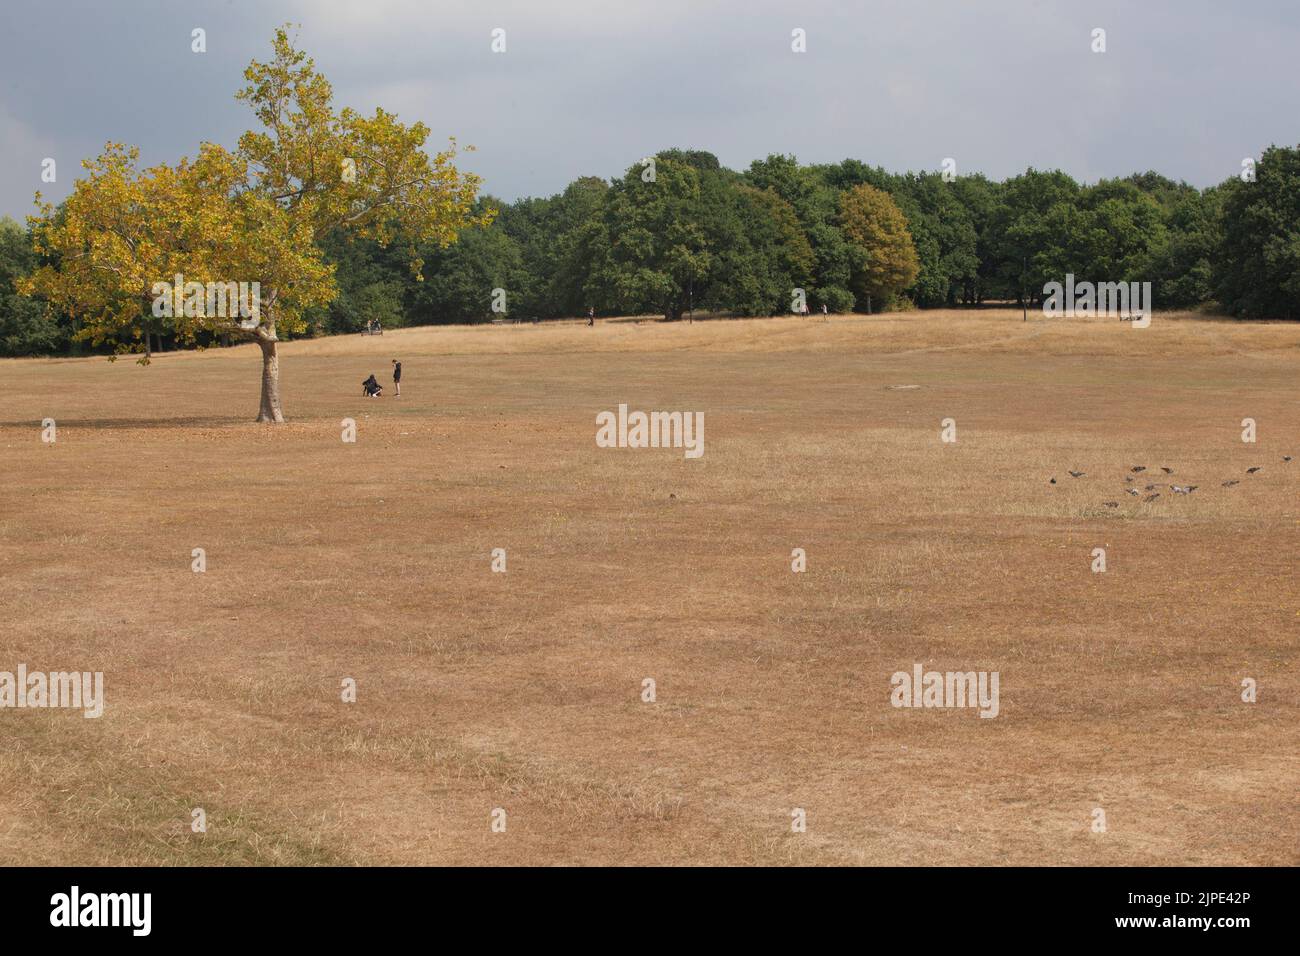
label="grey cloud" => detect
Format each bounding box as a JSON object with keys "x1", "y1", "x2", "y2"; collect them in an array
[{"x1": 2, "y1": 0, "x2": 1297, "y2": 220}]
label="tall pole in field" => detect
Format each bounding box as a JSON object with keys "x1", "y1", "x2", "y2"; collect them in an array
[{"x1": 1022, "y1": 255, "x2": 1028, "y2": 322}]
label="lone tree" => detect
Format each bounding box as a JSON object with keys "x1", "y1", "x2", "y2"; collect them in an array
[{"x1": 22, "y1": 26, "x2": 489, "y2": 422}]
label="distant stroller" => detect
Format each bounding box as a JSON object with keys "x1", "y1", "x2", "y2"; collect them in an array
[{"x1": 362, "y1": 373, "x2": 384, "y2": 398}]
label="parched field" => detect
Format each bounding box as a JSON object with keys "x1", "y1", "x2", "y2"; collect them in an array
[{"x1": 1, "y1": 309, "x2": 1296, "y2": 866}]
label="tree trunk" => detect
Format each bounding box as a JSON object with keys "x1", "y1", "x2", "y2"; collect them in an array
[{"x1": 257, "y1": 336, "x2": 285, "y2": 423}]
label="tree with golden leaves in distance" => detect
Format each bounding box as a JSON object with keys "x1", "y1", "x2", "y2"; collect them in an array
[
  {"x1": 838, "y1": 183, "x2": 920, "y2": 311},
  {"x1": 21, "y1": 144, "x2": 264, "y2": 362},
  {"x1": 22, "y1": 26, "x2": 489, "y2": 422}
]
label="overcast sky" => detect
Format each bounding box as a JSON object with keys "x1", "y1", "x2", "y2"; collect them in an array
[{"x1": 3, "y1": 0, "x2": 1297, "y2": 220}]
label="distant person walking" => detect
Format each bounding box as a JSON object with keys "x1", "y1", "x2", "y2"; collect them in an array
[
  {"x1": 392, "y1": 359, "x2": 402, "y2": 397},
  {"x1": 587, "y1": 307, "x2": 595, "y2": 327}
]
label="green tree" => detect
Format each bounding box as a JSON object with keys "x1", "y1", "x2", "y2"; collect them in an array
[
  {"x1": 986, "y1": 169, "x2": 1081, "y2": 302},
  {"x1": 745, "y1": 156, "x2": 857, "y2": 310},
  {"x1": 948, "y1": 174, "x2": 1003, "y2": 303},
  {"x1": 309, "y1": 232, "x2": 413, "y2": 334},
  {"x1": 1123, "y1": 171, "x2": 1200, "y2": 210},
  {"x1": 587, "y1": 157, "x2": 711, "y2": 321},
  {"x1": 891, "y1": 173, "x2": 979, "y2": 307},
  {"x1": 1030, "y1": 179, "x2": 1166, "y2": 290},
  {"x1": 0, "y1": 217, "x2": 66, "y2": 356},
  {"x1": 409, "y1": 213, "x2": 527, "y2": 323},
  {"x1": 497, "y1": 176, "x2": 608, "y2": 317},
  {"x1": 1152, "y1": 188, "x2": 1219, "y2": 307},
  {"x1": 745, "y1": 154, "x2": 818, "y2": 220},
  {"x1": 722, "y1": 186, "x2": 815, "y2": 316},
  {"x1": 1215, "y1": 144, "x2": 1300, "y2": 319}
]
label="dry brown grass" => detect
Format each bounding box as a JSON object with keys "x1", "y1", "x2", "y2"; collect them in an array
[{"x1": 1, "y1": 309, "x2": 1297, "y2": 865}]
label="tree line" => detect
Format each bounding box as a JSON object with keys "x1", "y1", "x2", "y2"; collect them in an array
[
  {"x1": 4, "y1": 138, "x2": 1299, "y2": 358},
  {"x1": 300, "y1": 143, "x2": 1298, "y2": 334}
]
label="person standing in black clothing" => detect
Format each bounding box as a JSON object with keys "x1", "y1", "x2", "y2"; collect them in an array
[{"x1": 392, "y1": 359, "x2": 402, "y2": 397}]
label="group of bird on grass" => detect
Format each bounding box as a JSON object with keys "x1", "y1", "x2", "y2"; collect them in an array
[{"x1": 1049, "y1": 456, "x2": 1292, "y2": 508}]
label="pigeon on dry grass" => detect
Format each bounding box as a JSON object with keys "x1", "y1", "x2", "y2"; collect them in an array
[
  {"x1": 1068, "y1": 470, "x2": 1085, "y2": 478},
  {"x1": 1143, "y1": 493, "x2": 1160, "y2": 502},
  {"x1": 1131, "y1": 466, "x2": 1147, "y2": 473},
  {"x1": 1246, "y1": 467, "x2": 1262, "y2": 474},
  {"x1": 1222, "y1": 479, "x2": 1240, "y2": 487},
  {"x1": 1160, "y1": 467, "x2": 1174, "y2": 474}
]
